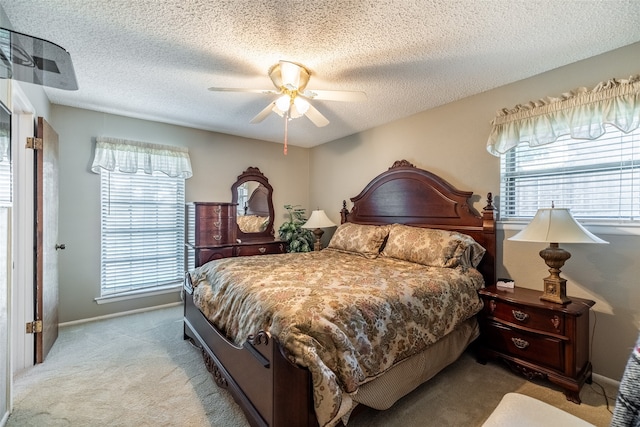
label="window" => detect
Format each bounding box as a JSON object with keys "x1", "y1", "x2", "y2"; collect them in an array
[
  {"x1": 501, "y1": 125, "x2": 640, "y2": 221},
  {"x1": 488, "y1": 74, "x2": 640, "y2": 223},
  {"x1": 91, "y1": 136, "x2": 192, "y2": 300},
  {"x1": 99, "y1": 169, "x2": 185, "y2": 297}
]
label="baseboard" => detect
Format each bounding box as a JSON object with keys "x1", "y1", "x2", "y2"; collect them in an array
[
  {"x1": 593, "y1": 372, "x2": 620, "y2": 388},
  {"x1": 58, "y1": 302, "x2": 182, "y2": 327}
]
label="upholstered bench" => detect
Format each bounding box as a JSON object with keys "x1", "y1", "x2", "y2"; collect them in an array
[{"x1": 482, "y1": 393, "x2": 595, "y2": 427}]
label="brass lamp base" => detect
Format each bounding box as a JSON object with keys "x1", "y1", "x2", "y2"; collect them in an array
[
  {"x1": 311, "y1": 228, "x2": 324, "y2": 251},
  {"x1": 539, "y1": 243, "x2": 572, "y2": 305},
  {"x1": 541, "y1": 276, "x2": 572, "y2": 305}
]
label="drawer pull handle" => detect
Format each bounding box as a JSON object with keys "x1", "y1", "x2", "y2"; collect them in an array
[
  {"x1": 511, "y1": 337, "x2": 529, "y2": 350},
  {"x1": 512, "y1": 310, "x2": 529, "y2": 322},
  {"x1": 259, "y1": 247, "x2": 266, "y2": 253},
  {"x1": 213, "y1": 221, "x2": 221, "y2": 228},
  {"x1": 213, "y1": 234, "x2": 222, "y2": 241}
]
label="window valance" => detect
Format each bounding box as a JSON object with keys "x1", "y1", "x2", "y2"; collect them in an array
[
  {"x1": 91, "y1": 137, "x2": 192, "y2": 178},
  {"x1": 486, "y1": 74, "x2": 640, "y2": 156}
]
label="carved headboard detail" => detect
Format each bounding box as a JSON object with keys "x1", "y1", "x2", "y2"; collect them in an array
[{"x1": 340, "y1": 160, "x2": 497, "y2": 285}]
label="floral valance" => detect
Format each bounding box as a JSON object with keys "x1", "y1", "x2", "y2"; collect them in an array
[
  {"x1": 91, "y1": 137, "x2": 192, "y2": 178},
  {"x1": 486, "y1": 74, "x2": 640, "y2": 156}
]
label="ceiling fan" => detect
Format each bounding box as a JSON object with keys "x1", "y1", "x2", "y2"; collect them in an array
[{"x1": 208, "y1": 60, "x2": 366, "y2": 153}]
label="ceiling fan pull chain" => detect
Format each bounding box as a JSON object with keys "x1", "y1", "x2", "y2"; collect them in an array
[{"x1": 283, "y1": 114, "x2": 289, "y2": 155}]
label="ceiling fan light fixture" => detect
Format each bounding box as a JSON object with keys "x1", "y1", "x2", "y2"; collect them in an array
[
  {"x1": 275, "y1": 94, "x2": 291, "y2": 112},
  {"x1": 269, "y1": 60, "x2": 310, "y2": 92},
  {"x1": 293, "y1": 97, "x2": 309, "y2": 114}
]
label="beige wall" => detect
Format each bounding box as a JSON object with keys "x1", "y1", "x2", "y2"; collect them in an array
[
  {"x1": 51, "y1": 106, "x2": 309, "y2": 323},
  {"x1": 310, "y1": 42, "x2": 640, "y2": 380}
]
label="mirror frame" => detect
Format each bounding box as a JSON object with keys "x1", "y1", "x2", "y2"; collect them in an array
[{"x1": 231, "y1": 167, "x2": 275, "y2": 241}]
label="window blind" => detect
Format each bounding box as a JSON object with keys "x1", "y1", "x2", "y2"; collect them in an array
[
  {"x1": 0, "y1": 102, "x2": 10, "y2": 206},
  {"x1": 0, "y1": 159, "x2": 11, "y2": 206},
  {"x1": 100, "y1": 169, "x2": 185, "y2": 296},
  {"x1": 501, "y1": 125, "x2": 640, "y2": 221}
]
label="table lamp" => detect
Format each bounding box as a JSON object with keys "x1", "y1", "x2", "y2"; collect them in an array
[
  {"x1": 302, "y1": 210, "x2": 336, "y2": 251},
  {"x1": 508, "y1": 207, "x2": 608, "y2": 304}
]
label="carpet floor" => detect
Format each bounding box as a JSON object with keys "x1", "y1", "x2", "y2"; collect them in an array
[{"x1": 7, "y1": 305, "x2": 617, "y2": 426}]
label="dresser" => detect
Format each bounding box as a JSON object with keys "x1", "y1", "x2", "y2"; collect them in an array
[
  {"x1": 477, "y1": 285, "x2": 595, "y2": 403},
  {"x1": 185, "y1": 202, "x2": 285, "y2": 269}
]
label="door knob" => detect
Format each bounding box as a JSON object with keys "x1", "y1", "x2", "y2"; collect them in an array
[{"x1": 55, "y1": 243, "x2": 66, "y2": 250}]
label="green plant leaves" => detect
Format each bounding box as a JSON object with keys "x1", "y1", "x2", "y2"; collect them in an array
[{"x1": 278, "y1": 204, "x2": 314, "y2": 253}]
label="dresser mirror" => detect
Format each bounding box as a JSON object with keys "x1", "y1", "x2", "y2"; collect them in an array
[{"x1": 231, "y1": 167, "x2": 275, "y2": 241}]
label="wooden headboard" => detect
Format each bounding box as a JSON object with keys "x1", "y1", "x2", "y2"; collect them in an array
[
  {"x1": 245, "y1": 184, "x2": 270, "y2": 217},
  {"x1": 340, "y1": 160, "x2": 497, "y2": 286}
]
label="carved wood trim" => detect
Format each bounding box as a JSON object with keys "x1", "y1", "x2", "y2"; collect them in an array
[
  {"x1": 202, "y1": 349, "x2": 229, "y2": 388},
  {"x1": 248, "y1": 330, "x2": 270, "y2": 346},
  {"x1": 503, "y1": 359, "x2": 547, "y2": 381},
  {"x1": 389, "y1": 159, "x2": 415, "y2": 169}
]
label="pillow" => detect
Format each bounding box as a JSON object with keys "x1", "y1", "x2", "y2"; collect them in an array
[
  {"x1": 237, "y1": 215, "x2": 267, "y2": 233},
  {"x1": 327, "y1": 223, "x2": 390, "y2": 259},
  {"x1": 381, "y1": 223, "x2": 485, "y2": 268}
]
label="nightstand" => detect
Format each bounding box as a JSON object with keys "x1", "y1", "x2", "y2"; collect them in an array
[{"x1": 477, "y1": 285, "x2": 595, "y2": 403}]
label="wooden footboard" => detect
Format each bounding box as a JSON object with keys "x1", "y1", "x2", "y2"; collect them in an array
[{"x1": 183, "y1": 274, "x2": 317, "y2": 427}]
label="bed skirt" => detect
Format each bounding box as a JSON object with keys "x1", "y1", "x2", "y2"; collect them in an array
[{"x1": 352, "y1": 318, "x2": 479, "y2": 410}]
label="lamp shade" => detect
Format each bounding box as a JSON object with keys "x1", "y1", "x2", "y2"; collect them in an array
[
  {"x1": 302, "y1": 210, "x2": 336, "y2": 229},
  {"x1": 509, "y1": 208, "x2": 608, "y2": 244}
]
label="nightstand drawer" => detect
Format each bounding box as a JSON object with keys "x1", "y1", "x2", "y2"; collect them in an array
[
  {"x1": 483, "y1": 297, "x2": 565, "y2": 336},
  {"x1": 235, "y1": 242, "x2": 284, "y2": 257},
  {"x1": 484, "y1": 320, "x2": 564, "y2": 371}
]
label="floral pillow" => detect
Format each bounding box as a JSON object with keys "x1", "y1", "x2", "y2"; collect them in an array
[
  {"x1": 381, "y1": 223, "x2": 486, "y2": 268},
  {"x1": 237, "y1": 215, "x2": 267, "y2": 233},
  {"x1": 326, "y1": 222, "x2": 390, "y2": 259}
]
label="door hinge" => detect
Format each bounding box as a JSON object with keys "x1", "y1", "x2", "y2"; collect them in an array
[
  {"x1": 26, "y1": 320, "x2": 43, "y2": 334},
  {"x1": 26, "y1": 137, "x2": 43, "y2": 150}
]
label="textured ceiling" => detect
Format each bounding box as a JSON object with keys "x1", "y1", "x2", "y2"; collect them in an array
[{"x1": 2, "y1": 0, "x2": 640, "y2": 148}]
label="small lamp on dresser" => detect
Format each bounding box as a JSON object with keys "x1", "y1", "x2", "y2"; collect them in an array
[
  {"x1": 508, "y1": 205, "x2": 608, "y2": 304},
  {"x1": 302, "y1": 210, "x2": 336, "y2": 251}
]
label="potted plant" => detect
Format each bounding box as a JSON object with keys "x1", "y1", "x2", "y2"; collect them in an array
[{"x1": 278, "y1": 204, "x2": 314, "y2": 252}]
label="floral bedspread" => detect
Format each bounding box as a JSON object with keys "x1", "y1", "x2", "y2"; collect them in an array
[{"x1": 190, "y1": 249, "x2": 485, "y2": 427}]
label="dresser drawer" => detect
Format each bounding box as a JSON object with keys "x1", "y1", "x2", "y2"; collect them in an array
[
  {"x1": 186, "y1": 202, "x2": 237, "y2": 246},
  {"x1": 482, "y1": 297, "x2": 565, "y2": 336},
  {"x1": 484, "y1": 320, "x2": 564, "y2": 371},
  {"x1": 193, "y1": 217, "x2": 237, "y2": 245},
  {"x1": 235, "y1": 242, "x2": 285, "y2": 257},
  {"x1": 192, "y1": 203, "x2": 236, "y2": 219},
  {"x1": 196, "y1": 247, "x2": 234, "y2": 266}
]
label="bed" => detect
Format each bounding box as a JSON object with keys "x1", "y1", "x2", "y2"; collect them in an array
[{"x1": 183, "y1": 160, "x2": 497, "y2": 427}]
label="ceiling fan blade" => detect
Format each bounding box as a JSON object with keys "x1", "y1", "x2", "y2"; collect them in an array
[
  {"x1": 208, "y1": 87, "x2": 277, "y2": 95},
  {"x1": 250, "y1": 101, "x2": 277, "y2": 124},
  {"x1": 303, "y1": 89, "x2": 367, "y2": 102},
  {"x1": 304, "y1": 104, "x2": 330, "y2": 127}
]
